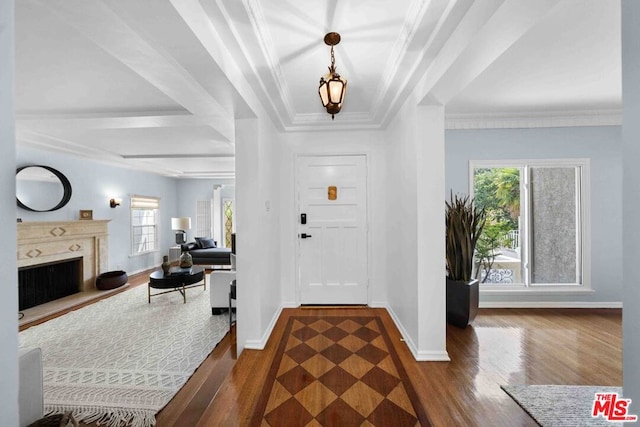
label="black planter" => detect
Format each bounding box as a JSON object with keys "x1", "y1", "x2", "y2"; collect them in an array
[{"x1": 446, "y1": 278, "x2": 479, "y2": 328}]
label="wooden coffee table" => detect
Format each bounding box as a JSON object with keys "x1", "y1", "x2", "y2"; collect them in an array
[{"x1": 148, "y1": 266, "x2": 206, "y2": 303}]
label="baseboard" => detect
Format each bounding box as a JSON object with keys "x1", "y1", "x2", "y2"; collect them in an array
[
  {"x1": 243, "y1": 303, "x2": 295, "y2": 350},
  {"x1": 480, "y1": 301, "x2": 622, "y2": 309},
  {"x1": 242, "y1": 301, "x2": 453, "y2": 359},
  {"x1": 244, "y1": 305, "x2": 282, "y2": 350},
  {"x1": 383, "y1": 304, "x2": 450, "y2": 362},
  {"x1": 414, "y1": 350, "x2": 451, "y2": 362},
  {"x1": 126, "y1": 266, "x2": 155, "y2": 277}
]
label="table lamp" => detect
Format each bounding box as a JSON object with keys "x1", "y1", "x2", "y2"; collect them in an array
[{"x1": 171, "y1": 217, "x2": 191, "y2": 244}]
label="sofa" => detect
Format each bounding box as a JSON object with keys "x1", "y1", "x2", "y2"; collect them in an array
[
  {"x1": 181, "y1": 237, "x2": 231, "y2": 266},
  {"x1": 209, "y1": 270, "x2": 236, "y2": 315}
]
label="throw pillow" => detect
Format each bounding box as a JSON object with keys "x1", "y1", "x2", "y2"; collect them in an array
[
  {"x1": 198, "y1": 238, "x2": 217, "y2": 249},
  {"x1": 182, "y1": 242, "x2": 198, "y2": 251},
  {"x1": 195, "y1": 237, "x2": 217, "y2": 249}
]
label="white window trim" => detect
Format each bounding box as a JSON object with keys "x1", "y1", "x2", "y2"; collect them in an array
[
  {"x1": 469, "y1": 158, "x2": 591, "y2": 293},
  {"x1": 130, "y1": 195, "x2": 160, "y2": 257}
]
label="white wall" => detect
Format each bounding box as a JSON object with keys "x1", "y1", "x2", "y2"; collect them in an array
[
  {"x1": 446, "y1": 126, "x2": 623, "y2": 305},
  {"x1": 16, "y1": 145, "x2": 180, "y2": 275},
  {"x1": 278, "y1": 129, "x2": 388, "y2": 308},
  {"x1": 235, "y1": 116, "x2": 281, "y2": 352},
  {"x1": 385, "y1": 105, "x2": 419, "y2": 345},
  {"x1": 0, "y1": 0, "x2": 18, "y2": 423},
  {"x1": 384, "y1": 100, "x2": 448, "y2": 361},
  {"x1": 622, "y1": 0, "x2": 640, "y2": 407},
  {"x1": 276, "y1": 107, "x2": 447, "y2": 361}
]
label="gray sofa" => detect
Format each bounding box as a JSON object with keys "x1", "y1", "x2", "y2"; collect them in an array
[{"x1": 181, "y1": 238, "x2": 231, "y2": 266}]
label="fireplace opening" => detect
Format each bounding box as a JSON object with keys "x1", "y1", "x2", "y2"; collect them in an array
[{"x1": 19, "y1": 257, "x2": 83, "y2": 310}]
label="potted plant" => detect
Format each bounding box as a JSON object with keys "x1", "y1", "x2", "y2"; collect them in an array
[
  {"x1": 474, "y1": 223, "x2": 504, "y2": 283},
  {"x1": 445, "y1": 191, "x2": 486, "y2": 328}
]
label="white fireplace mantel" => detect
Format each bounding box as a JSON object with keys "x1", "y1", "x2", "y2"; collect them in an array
[{"x1": 17, "y1": 220, "x2": 110, "y2": 292}]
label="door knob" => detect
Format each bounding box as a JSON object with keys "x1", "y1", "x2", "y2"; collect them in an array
[{"x1": 300, "y1": 233, "x2": 312, "y2": 239}]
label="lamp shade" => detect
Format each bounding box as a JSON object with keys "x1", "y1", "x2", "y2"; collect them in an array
[
  {"x1": 319, "y1": 72, "x2": 347, "y2": 115},
  {"x1": 171, "y1": 217, "x2": 191, "y2": 231}
]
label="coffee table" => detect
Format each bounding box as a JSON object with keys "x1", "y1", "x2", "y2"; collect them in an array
[{"x1": 148, "y1": 266, "x2": 206, "y2": 303}]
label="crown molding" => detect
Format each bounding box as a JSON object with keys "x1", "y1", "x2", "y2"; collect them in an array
[
  {"x1": 370, "y1": 0, "x2": 432, "y2": 119},
  {"x1": 286, "y1": 111, "x2": 380, "y2": 132},
  {"x1": 176, "y1": 171, "x2": 236, "y2": 179},
  {"x1": 242, "y1": 0, "x2": 296, "y2": 123},
  {"x1": 445, "y1": 109, "x2": 623, "y2": 130}
]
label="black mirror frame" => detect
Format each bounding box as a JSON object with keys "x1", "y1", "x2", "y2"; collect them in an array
[{"x1": 16, "y1": 165, "x2": 72, "y2": 212}]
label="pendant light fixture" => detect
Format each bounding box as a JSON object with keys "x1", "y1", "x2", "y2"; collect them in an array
[{"x1": 318, "y1": 32, "x2": 347, "y2": 119}]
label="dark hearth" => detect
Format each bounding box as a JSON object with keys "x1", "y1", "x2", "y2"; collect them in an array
[{"x1": 19, "y1": 257, "x2": 82, "y2": 310}]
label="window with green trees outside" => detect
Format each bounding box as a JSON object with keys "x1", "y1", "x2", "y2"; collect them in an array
[{"x1": 471, "y1": 159, "x2": 589, "y2": 289}]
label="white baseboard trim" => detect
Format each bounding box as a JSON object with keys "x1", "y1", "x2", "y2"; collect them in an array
[
  {"x1": 126, "y1": 266, "x2": 153, "y2": 276},
  {"x1": 480, "y1": 301, "x2": 622, "y2": 309},
  {"x1": 383, "y1": 306, "x2": 418, "y2": 359},
  {"x1": 243, "y1": 305, "x2": 285, "y2": 350},
  {"x1": 384, "y1": 304, "x2": 450, "y2": 362},
  {"x1": 414, "y1": 351, "x2": 451, "y2": 362}
]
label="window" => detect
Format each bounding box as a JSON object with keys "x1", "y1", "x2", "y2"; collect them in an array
[
  {"x1": 470, "y1": 159, "x2": 590, "y2": 289},
  {"x1": 223, "y1": 199, "x2": 234, "y2": 248},
  {"x1": 130, "y1": 195, "x2": 160, "y2": 255}
]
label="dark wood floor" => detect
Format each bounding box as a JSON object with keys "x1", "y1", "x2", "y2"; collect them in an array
[
  {"x1": 22, "y1": 271, "x2": 622, "y2": 426},
  {"x1": 193, "y1": 307, "x2": 621, "y2": 426}
]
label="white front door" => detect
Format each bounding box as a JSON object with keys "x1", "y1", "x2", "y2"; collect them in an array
[{"x1": 296, "y1": 155, "x2": 368, "y2": 304}]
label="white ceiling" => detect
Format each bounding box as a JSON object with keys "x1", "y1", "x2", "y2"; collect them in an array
[{"x1": 14, "y1": 0, "x2": 621, "y2": 178}]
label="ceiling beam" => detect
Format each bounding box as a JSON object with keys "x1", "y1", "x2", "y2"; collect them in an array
[
  {"x1": 121, "y1": 154, "x2": 234, "y2": 159},
  {"x1": 16, "y1": 129, "x2": 203, "y2": 177},
  {"x1": 16, "y1": 113, "x2": 234, "y2": 143},
  {"x1": 16, "y1": 129, "x2": 124, "y2": 160},
  {"x1": 375, "y1": 0, "x2": 474, "y2": 125},
  {"x1": 34, "y1": 0, "x2": 234, "y2": 137},
  {"x1": 171, "y1": 0, "x2": 270, "y2": 126},
  {"x1": 418, "y1": 0, "x2": 563, "y2": 106}
]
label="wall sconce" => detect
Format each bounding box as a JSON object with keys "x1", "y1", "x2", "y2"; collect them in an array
[{"x1": 109, "y1": 198, "x2": 122, "y2": 208}]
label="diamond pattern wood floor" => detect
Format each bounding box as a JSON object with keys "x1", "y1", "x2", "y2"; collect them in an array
[{"x1": 251, "y1": 316, "x2": 431, "y2": 426}]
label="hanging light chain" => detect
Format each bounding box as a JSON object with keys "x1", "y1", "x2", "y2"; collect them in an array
[{"x1": 330, "y1": 45, "x2": 336, "y2": 72}]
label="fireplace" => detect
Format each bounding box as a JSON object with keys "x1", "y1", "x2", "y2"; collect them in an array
[
  {"x1": 17, "y1": 220, "x2": 110, "y2": 311},
  {"x1": 19, "y1": 257, "x2": 83, "y2": 310}
]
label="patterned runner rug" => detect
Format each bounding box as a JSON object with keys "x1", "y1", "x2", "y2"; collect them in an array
[
  {"x1": 19, "y1": 282, "x2": 229, "y2": 427},
  {"x1": 251, "y1": 315, "x2": 431, "y2": 426}
]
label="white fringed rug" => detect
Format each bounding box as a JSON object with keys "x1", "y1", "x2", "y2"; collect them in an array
[{"x1": 19, "y1": 282, "x2": 229, "y2": 427}]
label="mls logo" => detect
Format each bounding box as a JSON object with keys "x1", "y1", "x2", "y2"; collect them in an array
[{"x1": 592, "y1": 392, "x2": 638, "y2": 422}]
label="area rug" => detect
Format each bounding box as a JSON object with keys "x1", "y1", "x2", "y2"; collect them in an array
[
  {"x1": 251, "y1": 316, "x2": 431, "y2": 426},
  {"x1": 502, "y1": 384, "x2": 626, "y2": 426},
  {"x1": 19, "y1": 283, "x2": 229, "y2": 427}
]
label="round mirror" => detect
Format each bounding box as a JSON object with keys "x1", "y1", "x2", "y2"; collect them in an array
[{"x1": 16, "y1": 165, "x2": 72, "y2": 212}]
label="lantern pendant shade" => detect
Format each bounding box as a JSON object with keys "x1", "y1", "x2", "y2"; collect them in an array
[{"x1": 319, "y1": 73, "x2": 347, "y2": 118}]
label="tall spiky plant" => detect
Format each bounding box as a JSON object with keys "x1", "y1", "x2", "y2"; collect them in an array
[{"x1": 445, "y1": 191, "x2": 486, "y2": 282}]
